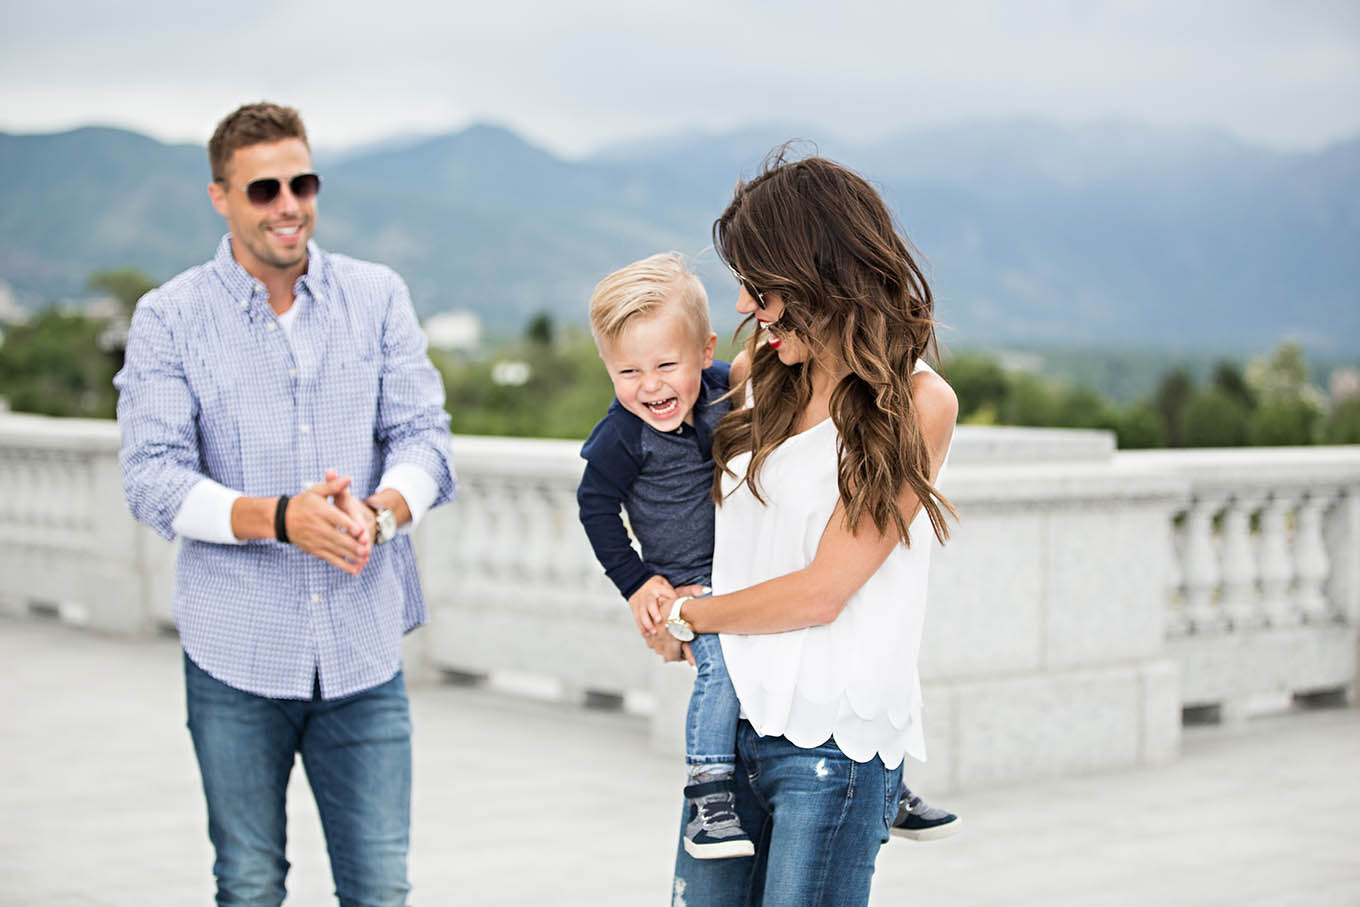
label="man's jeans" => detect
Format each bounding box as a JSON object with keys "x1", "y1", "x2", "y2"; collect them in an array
[
  {"x1": 184, "y1": 653, "x2": 412, "y2": 907},
  {"x1": 672, "y1": 721, "x2": 902, "y2": 907}
]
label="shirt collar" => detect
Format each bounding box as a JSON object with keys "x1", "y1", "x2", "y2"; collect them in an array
[{"x1": 211, "y1": 234, "x2": 331, "y2": 308}]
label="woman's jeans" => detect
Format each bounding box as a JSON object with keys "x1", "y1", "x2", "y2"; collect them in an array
[
  {"x1": 686, "y1": 632, "x2": 741, "y2": 768},
  {"x1": 673, "y1": 721, "x2": 902, "y2": 907},
  {"x1": 184, "y1": 653, "x2": 412, "y2": 907}
]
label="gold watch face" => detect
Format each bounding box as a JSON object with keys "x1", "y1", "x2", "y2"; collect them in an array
[
  {"x1": 666, "y1": 619, "x2": 695, "y2": 642},
  {"x1": 376, "y1": 508, "x2": 396, "y2": 543}
]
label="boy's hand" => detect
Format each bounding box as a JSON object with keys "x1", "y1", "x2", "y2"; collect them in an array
[{"x1": 628, "y1": 574, "x2": 675, "y2": 634}]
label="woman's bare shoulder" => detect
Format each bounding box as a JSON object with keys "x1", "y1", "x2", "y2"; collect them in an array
[{"x1": 911, "y1": 366, "x2": 959, "y2": 433}]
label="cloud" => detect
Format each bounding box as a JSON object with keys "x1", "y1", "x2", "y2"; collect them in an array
[{"x1": 2, "y1": 0, "x2": 1357, "y2": 153}]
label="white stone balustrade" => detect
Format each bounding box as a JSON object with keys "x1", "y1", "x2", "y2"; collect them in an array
[
  {"x1": 3, "y1": 412, "x2": 1357, "y2": 794},
  {"x1": 1120, "y1": 448, "x2": 1360, "y2": 721}
]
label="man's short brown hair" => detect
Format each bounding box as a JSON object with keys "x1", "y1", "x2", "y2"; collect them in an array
[{"x1": 208, "y1": 102, "x2": 309, "y2": 184}]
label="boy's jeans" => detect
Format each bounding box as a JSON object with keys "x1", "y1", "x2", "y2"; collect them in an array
[
  {"x1": 685, "y1": 632, "x2": 742, "y2": 768},
  {"x1": 184, "y1": 653, "x2": 412, "y2": 907}
]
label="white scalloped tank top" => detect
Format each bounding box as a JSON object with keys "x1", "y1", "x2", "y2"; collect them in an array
[{"x1": 714, "y1": 361, "x2": 949, "y2": 769}]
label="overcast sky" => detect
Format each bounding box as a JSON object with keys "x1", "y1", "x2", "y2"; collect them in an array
[{"x1": 2, "y1": 0, "x2": 1358, "y2": 156}]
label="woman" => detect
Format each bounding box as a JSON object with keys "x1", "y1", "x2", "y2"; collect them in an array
[{"x1": 650, "y1": 150, "x2": 958, "y2": 906}]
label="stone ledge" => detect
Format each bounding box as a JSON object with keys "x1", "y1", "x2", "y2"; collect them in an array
[
  {"x1": 915, "y1": 659, "x2": 1180, "y2": 794},
  {"x1": 1170, "y1": 624, "x2": 1358, "y2": 709}
]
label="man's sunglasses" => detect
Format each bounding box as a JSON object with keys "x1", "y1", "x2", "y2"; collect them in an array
[
  {"x1": 232, "y1": 173, "x2": 323, "y2": 207},
  {"x1": 728, "y1": 266, "x2": 767, "y2": 309}
]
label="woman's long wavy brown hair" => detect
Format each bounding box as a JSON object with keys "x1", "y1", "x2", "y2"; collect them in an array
[{"x1": 711, "y1": 148, "x2": 955, "y2": 546}]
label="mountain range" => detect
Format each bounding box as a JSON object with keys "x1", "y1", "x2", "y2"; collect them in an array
[{"x1": 1, "y1": 119, "x2": 1356, "y2": 353}]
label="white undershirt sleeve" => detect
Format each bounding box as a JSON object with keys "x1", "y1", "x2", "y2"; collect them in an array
[
  {"x1": 171, "y1": 478, "x2": 246, "y2": 544},
  {"x1": 377, "y1": 462, "x2": 439, "y2": 531}
]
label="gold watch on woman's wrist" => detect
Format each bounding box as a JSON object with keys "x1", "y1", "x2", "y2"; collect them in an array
[{"x1": 666, "y1": 596, "x2": 696, "y2": 642}]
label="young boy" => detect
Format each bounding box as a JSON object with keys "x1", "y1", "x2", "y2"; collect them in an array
[
  {"x1": 576, "y1": 252, "x2": 753, "y2": 859},
  {"x1": 576, "y1": 252, "x2": 960, "y2": 857}
]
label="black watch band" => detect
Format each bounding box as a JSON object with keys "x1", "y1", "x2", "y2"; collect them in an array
[{"x1": 274, "y1": 494, "x2": 291, "y2": 544}]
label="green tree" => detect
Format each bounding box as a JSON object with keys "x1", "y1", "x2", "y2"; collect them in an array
[
  {"x1": 1115, "y1": 403, "x2": 1164, "y2": 449},
  {"x1": 524, "y1": 310, "x2": 555, "y2": 347},
  {"x1": 1323, "y1": 397, "x2": 1360, "y2": 444},
  {"x1": 436, "y1": 327, "x2": 613, "y2": 440},
  {"x1": 1248, "y1": 398, "x2": 1321, "y2": 446},
  {"x1": 1181, "y1": 390, "x2": 1250, "y2": 447},
  {"x1": 0, "y1": 309, "x2": 118, "y2": 417},
  {"x1": 87, "y1": 267, "x2": 157, "y2": 318},
  {"x1": 1210, "y1": 360, "x2": 1254, "y2": 410},
  {"x1": 1001, "y1": 373, "x2": 1059, "y2": 426},
  {"x1": 1053, "y1": 386, "x2": 1119, "y2": 431},
  {"x1": 1152, "y1": 368, "x2": 1194, "y2": 447},
  {"x1": 943, "y1": 354, "x2": 1008, "y2": 422}
]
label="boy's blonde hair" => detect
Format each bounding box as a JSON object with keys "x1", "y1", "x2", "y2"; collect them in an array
[{"x1": 589, "y1": 252, "x2": 711, "y2": 346}]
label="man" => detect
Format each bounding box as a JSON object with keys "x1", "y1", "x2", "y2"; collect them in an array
[{"x1": 114, "y1": 101, "x2": 455, "y2": 906}]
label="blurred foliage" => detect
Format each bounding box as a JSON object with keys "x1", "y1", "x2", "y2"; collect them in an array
[
  {"x1": 0, "y1": 309, "x2": 120, "y2": 417},
  {"x1": 1323, "y1": 397, "x2": 1360, "y2": 444},
  {"x1": 1181, "y1": 390, "x2": 1250, "y2": 447},
  {"x1": 433, "y1": 327, "x2": 616, "y2": 439},
  {"x1": 87, "y1": 267, "x2": 156, "y2": 318},
  {"x1": 940, "y1": 338, "x2": 1356, "y2": 450},
  {"x1": 3, "y1": 274, "x2": 1357, "y2": 455},
  {"x1": 1114, "y1": 404, "x2": 1164, "y2": 450},
  {"x1": 1152, "y1": 368, "x2": 1194, "y2": 448}
]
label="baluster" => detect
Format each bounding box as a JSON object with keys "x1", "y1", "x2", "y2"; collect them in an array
[
  {"x1": 458, "y1": 477, "x2": 492, "y2": 581},
  {"x1": 1165, "y1": 512, "x2": 1190, "y2": 636},
  {"x1": 483, "y1": 478, "x2": 518, "y2": 583},
  {"x1": 1294, "y1": 488, "x2": 1335, "y2": 623},
  {"x1": 1323, "y1": 489, "x2": 1359, "y2": 624},
  {"x1": 1183, "y1": 496, "x2": 1225, "y2": 632},
  {"x1": 1258, "y1": 491, "x2": 1299, "y2": 626},
  {"x1": 53, "y1": 451, "x2": 77, "y2": 530},
  {"x1": 542, "y1": 482, "x2": 574, "y2": 584},
  {"x1": 547, "y1": 482, "x2": 590, "y2": 590},
  {"x1": 1219, "y1": 494, "x2": 1262, "y2": 629},
  {"x1": 0, "y1": 447, "x2": 14, "y2": 524},
  {"x1": 34, "y1": 451, "x2": 57, "y2": 529},
  {"x1": 515, "y1": 479, "x2": 556, "y2": 591},
  {"x1": 15, "y1": 451, "x2": 35, "y2": 525}
]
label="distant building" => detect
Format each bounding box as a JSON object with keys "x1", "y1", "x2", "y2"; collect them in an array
[
  {"x1": 1330, "y1": 367, "x2": 1360, "y2": 402},
  {"x1": 424, "y1": 311, "x2": 482, "y2": 351},
  {"x1": 491, "y1": 360, "x2": 532, "y2": 387},
  {"x1": 0, "y1": 281, "x2": 27, "y2": 326}
]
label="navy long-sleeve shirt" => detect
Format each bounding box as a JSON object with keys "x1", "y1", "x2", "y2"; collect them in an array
[{"x1": 577, "y1": 361, "x2": 731, "y2": 600}]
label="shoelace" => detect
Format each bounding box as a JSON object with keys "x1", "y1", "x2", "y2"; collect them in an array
[{"x1": 700, "y1": 796, "x2": 740, "y2": 826}]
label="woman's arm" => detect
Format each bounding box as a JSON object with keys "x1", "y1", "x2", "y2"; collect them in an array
[{"x1": 681, "y1": 369, "x2": 958, "y2": 635}]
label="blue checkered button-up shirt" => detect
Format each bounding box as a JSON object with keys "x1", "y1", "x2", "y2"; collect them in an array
[{"x1": 115, "y1": 235, "x2": 456, "y2": 700}]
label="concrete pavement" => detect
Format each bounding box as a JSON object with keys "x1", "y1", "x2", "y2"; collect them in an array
[{"x1": 3, "y1": 615, "x2": 1358, "y2": 906}]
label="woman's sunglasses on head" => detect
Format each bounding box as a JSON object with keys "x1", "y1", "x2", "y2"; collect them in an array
[{"x1": 228, "y1": 172, "x2": 323, "y2": 207}]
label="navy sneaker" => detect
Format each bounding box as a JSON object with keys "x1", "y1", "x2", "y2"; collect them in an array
[
  {"x1": 682, "y1": 779, "x2": 755, "y2": 859},
  {"x1": 890, "y1": 789, "x2": 961, "y2": 841}
]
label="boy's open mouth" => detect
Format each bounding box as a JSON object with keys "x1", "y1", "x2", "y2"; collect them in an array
[{"x1": 645, "y1": 397, "x2": 680, "y2": 419}]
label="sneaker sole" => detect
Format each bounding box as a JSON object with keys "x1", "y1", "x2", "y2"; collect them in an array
[
  {"x1": 891, "y1": 817, "x2": 962, "y2": 842},
  {"x1": 684, "y1": 838, "x2": 756, "y2": 860}
]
